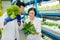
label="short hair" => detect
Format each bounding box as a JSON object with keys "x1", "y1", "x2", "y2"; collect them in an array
[
  {"x1": 28, "y1": 8, "x2": 36, "y2": 16},
  {"x1": 16, "y1": 1, "x2": 25, "y2": 7}
]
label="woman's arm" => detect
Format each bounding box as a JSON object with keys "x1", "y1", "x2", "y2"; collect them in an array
[{"x1": 36, "y1": 19, "x2": 41, "y2": 34}]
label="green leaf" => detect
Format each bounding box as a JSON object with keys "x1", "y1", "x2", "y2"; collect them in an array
[
  {"x1": 6, "y1": 5, "x2": 20, "y2": 19},
  {"x1": 23, "y1": 22, "x2": 36, "y2": 34}
]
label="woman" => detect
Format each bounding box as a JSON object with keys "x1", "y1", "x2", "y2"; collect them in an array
[{"x1": 25, "y1": 8, "x2": 43, "y2": 40}]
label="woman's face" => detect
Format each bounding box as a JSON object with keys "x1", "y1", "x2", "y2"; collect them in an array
[{"x1": 29, "y1": 10, "x2": 35, "y2": 19}]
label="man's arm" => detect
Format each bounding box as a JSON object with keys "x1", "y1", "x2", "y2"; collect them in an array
[
  {"x1": 4, "y1": 15, "x2": 21, "y2": 26},
  {"x1": 4, "y1": 17, "x2": 14, "y2": 26},
  {"x1": 16, "y1": 15, "x2": 21, "y2": 26}
]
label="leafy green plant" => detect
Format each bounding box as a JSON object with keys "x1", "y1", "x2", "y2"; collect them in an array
[
  {"x1": 22, "y1": 22, "x2": 36, "y2": 35},
  {"x1": 0, "y1": 27, "x2": 2, "y2": 36},
  {"x1": 38, "y1": 4, "x2": 60, "y2": 10},
  {"x1": 48, "y1": 23, "x2": 56, "y2": 26},
  {"x1": 41, "y1": 22, "x2": 45, "y2": 25},
  {"x1": 41, "y1": 22, "x2": 56, "y2": 26},
  {"x1": 43, "y1": 37, "x2": 49, "y2": 40},
  {"x1": 41, "y1": 21, "x2": 60, "y2": 29},
  {"x1": 6, "y1": 5, "x2": 20, "y2": 19},
  {"x1": 58, "y1": 25, "x2": 60, "y2": 29},
  {"x1": 0, "y1": 0, "x2": 3, "y2": 16}
]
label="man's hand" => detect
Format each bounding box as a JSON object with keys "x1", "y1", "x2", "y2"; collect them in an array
[
  {"x1": 18, "y1": 22, "x2": 21, "y2": 26},
  {"x1": 4, "y1": 21, "x2": 7, "y2": 26}
]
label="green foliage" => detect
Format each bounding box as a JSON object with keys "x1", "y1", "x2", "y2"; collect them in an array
[
  {"x1": 6, "y1": 5, "x2": 20, "y2": 19},
  {"x1": 41, "y1": 22, "x2": 56, "y2": 26},
  {"x1": 58, "y1": 25, "x2": 60, "y2": 29},
  {"x1": 0, "y1": 0, "x2": 3, "y2": 16},
  {"x1": 0, "y1": 28, "x2": 2, "y2": 36},
  {"x1": 38, "y1": 4, "x2": 60, "y2": 10},
  {"x1": 23, "y1": 22, "x2": 36, "y2": 35},
  {"x1": 41, "y1": 22, "x2": 45, "y2": 25},
  {"x1": 48, "y1": 23, "x2": 55, "y2": 26},
  {"x1": 41, "y1": 22, "x2": 60, "y2": 29},
  {"x1": 43, "y1": 37, "x2": 49, "y2": 40}
]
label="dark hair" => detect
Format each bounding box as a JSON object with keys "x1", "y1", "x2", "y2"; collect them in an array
[
  {"x1": 28, "y1": 8, "x2": 36, "y2": 16},
  {"x1": 16, "y1": 1, "x2": 25, "y2": 7}
]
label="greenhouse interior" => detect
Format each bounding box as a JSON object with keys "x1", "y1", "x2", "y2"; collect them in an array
[{"x1": 0, "y1": 0, "x2": 60, "y2": 40}]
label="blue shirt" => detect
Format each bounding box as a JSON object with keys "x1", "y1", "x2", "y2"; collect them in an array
[{"x1": 5, "y1": 15, "x2": 21, "y2": 23}]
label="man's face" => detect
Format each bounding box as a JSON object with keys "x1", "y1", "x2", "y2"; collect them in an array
[{"x1": 20, "y1": 6, "x2": 24, "y2": 14}]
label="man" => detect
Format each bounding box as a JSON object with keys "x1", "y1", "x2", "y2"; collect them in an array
[
  {"x1": 4, "y1": 1, "x2": 25, "y2": 26},
  {"x1": 2, "y1": 1, "x2": 25, "y2": 40}
]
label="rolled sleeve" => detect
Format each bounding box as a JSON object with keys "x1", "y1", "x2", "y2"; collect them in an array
[
  {"x1": 16, "y1": 15, "x2": 21, "y2": 22},
  {"x1": 5, "y1": 17, "x2": 14, "y2": 23}
]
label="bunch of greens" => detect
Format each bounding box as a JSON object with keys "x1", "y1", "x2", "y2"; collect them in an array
[
  {"x1": 23, "y1": 22, "x2": 36, "y2": 35},
  {"x1": 6, "y1": 5, "x2": 20, "y2": 19}
]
